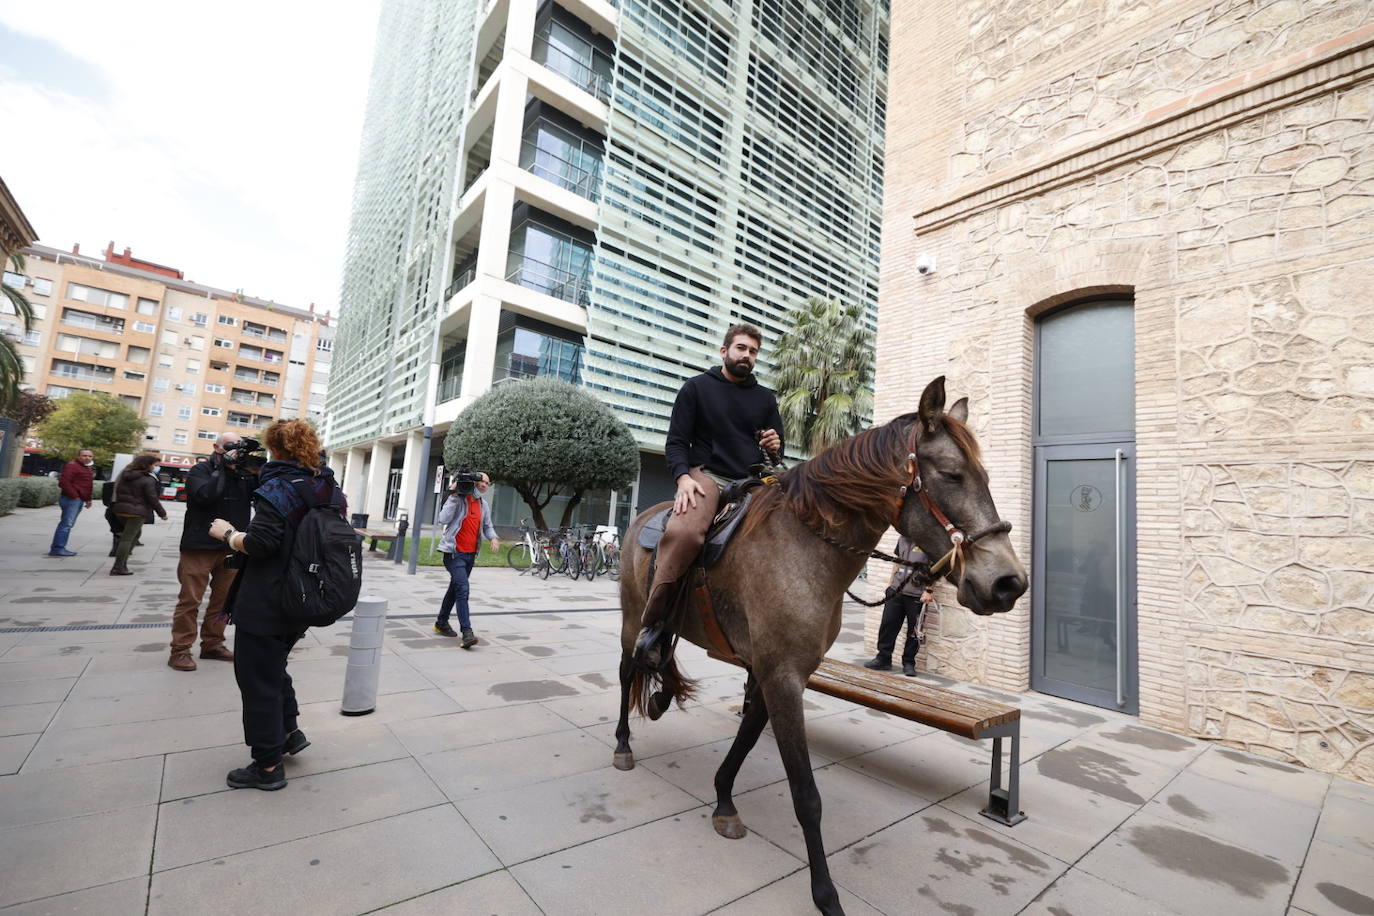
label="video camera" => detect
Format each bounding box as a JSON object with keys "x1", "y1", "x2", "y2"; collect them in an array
[
  {"x1": 449, "y1": 467, "x2": 486, "y2": 496},
  {"x1": 222, "y1": 436, "x2": 267, "y2": 473}
]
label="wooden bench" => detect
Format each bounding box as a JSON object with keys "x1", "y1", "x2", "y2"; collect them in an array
[
  {"x1": 715, "y1": 654, "x2": 1026, "y2": 826},
  {"x1": 354, "y1": 527, "x2": 404, "y2": 557}
]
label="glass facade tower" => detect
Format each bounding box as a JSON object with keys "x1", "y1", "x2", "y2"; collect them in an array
[{"x1": 327, "y1": 0, "x2": 887, "y2": 523}]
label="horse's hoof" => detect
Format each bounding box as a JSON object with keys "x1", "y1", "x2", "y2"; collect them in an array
[
  {"x1": 613, "y1": 752, "x2": 635, "y2": 771},
  {"x1": 712, "y1": 814, "x2": 748, "y2": 839}
]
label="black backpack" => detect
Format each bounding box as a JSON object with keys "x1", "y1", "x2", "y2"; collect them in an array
[{"x1": 282, "y1": 478, "x2": 363, "y2": 627}]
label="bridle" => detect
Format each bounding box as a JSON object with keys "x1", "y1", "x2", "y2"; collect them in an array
[{"x1": 801, "y1": 419, "x2": 1012, "y2": 606}]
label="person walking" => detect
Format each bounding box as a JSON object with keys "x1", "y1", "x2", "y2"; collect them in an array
[
  {"x1": 862, "y1": 535, "x2": 934, "y2": 677},
  {"x1": 633, "y1": 323, "x2": 784, "y2": 667},
  {"x1": 433, "y1": 472, "x2": 498, "y2": 648},
  {"x1": 47, "y1": 448, "x2": 95, "y2": 557},
  {"x1": 109, "y1": 454, "x2": 167, "y2": 576},
  {"x1": 209, "y1": 419, "x2": 345, "y2": 791},
  {"x1": 169, "y1": 432, "x2": 256, "y2": 672}
]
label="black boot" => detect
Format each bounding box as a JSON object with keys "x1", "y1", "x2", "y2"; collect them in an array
[
  {"x1": 902, "y1": 661, "x2": 917, "y2": 677},
  {"x1": 863, "y1": 655, "x2": 892, "y2": 671},
  {"x1": 632, "y1": 581, "x2": 679, "y2": 671},
  {"x1": 110, "y1": 565, "x2": 132, "y2": 576},
  {"x1": 109, "y1": 535, "x2": 119, "y2": 558}
]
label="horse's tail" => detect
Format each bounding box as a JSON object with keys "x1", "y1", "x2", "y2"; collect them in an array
[{"x1": 629, "y1": 651, "x2": 699, "y2": 718}]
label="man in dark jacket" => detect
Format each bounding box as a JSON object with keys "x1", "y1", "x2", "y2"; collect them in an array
[
  {"x1": 169, "y1": 433, "x2": 255, "y2": 672},
  {"x1": 862, "y1": 536, "x2": 934, "y2": 677},
  {"x1": 47, "y1": 448, "x2": 94, "y2": 557},
  {"x1": 634, "y1": 323, "x2": 784, "y2": 667}
]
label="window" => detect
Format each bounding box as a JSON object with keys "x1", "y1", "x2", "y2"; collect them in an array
[
  {"x1": 3, "y1": 271, "x2": 25, "y2": 289},
  {"x1": 67, "y1": 283, "x2": 128, "y2": 309},
  {"x1": 153, "y1": 377, "x2": 170, "y2": 392},
  {"x1": 204, "y1": 383, "x2": 225, "y2": 394},
  {"x1": 166, "y1": 306, "x2": 182, "y2": 322},
  {"x1": 177, "y1": 405, "x2": 192, "y2": 419},
  {"x1": 127, "y1": 345, "x2": 149, "y2": 364},
  {"x1": 262, "y1": 371, "x2": 280, "y2": 385},
  {"x1": 201, "y1": 406, "x2": 221, "y2": 416},
  {"x1": 214, "y1": 338, "x2": 234, "y2": 349},
  {"x1": 123, "y1": 370, "x2": 146, "y2": 381},
  {"x1": 134, "y1": 320, "x2": 156, "y2": 333},
  {"x1": 61, "y1": 307, "x2": 124, "y2": 334},
  {"x1": 158, "y1": 355, "x2": 174, "y2": 369},
  {"x1": 217, "y1": 315, "x2": 236, "y2": 326},
  {"x1": 197, "y1": 430, "x2": 217, "y2": 440},
  {"x1": 30, "y1": 302, "x2": 45, "y2": 320},
  {"x1": 32, "y1": 277, "x2": 52, "y2": 296},
  {"x1": 316, "y1": 338, "x2": 333, "y2": 352},
  {"x1": 186, "y1": 359, "x2": 201, "y2": 374},
  {"x1": 149, "y1": 401, "x2": 165, "y2": 417},
  {"x1": 118, "y1": 394, "x2": 140, "y2": 411},
  {"x1": 173, "y1": 433, "x2": 188, "y2": 445},
  {"x1": 161, "y1": 331, "x2": 178, "y2": 346},
  {"x1": 54, "y1": 334, "x2": 120, "y2": 358},
  {"x1": 180, "y1": 382, "x2": 197, "y2": 395},
  {"x1": 136, "y1": 298, "x2": 159, "y2": 315},
  {"x1": 24, "y1": 329, "x2": 41, "y2": 346},
  {"x1": 188, "y1": 335, "x2": 205, "y2": 350},
  {"x1": 47, "y1": 385, "x2": 76, "y2": 398},
  {"x1": 190, "y1": 312, "x2": 208, "y2": 327}
]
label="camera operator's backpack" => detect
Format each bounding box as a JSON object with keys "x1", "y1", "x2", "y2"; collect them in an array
[{"x1": 282, "y1": 478, "x2": 362, "y2": 627}]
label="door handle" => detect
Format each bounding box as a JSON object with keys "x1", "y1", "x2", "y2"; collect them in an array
[{"x1": 1114, "y1": 448, "x2": 1127, "y2": 708}]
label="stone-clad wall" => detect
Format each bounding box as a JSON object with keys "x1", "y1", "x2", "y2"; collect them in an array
[{"x1": 877, "y1": 0, "x2": 1374, "y2": 780}]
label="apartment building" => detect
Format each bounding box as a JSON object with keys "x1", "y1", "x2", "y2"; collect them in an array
[
  {"x1": 327, "y1": 0, "x2": 888, "y2": 528},
  {"x1": 2, "y1": 243, "x2": 333, "y2": 469}
]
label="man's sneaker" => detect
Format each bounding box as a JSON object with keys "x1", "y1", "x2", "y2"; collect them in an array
[
  {"x1": 461, "y1": 629, "x2": 479, "y2": 649},
  {"x1": 433, "y1": 621, "x2": 457, "y2": 637},
  {"x1": 862, "y1": 656, "x2": 893, "y2": 671},
  {"x1": 168, "y1": 653, "x2": 197, "y2": 672},
  {"x1": 226, "y1": 762, "x2": 286, "y2": 791},
  {"x1": 283, "y1": 729, "x2": 311, "y2": 757},
  {"x1": 47, "y1": 549, "x2": 77, "y2": 557}
]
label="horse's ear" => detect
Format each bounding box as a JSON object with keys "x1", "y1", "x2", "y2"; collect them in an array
[
  {"x1": 948, "y1": 397, "x2": 969, "y2": 424},
  {"x1": 918, "y1": 376, "x2": 946, "y2": 433}
]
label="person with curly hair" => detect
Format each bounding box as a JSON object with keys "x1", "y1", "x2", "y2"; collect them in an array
[
  {"x1": 109, "y1": 453, "x2": 168, "y2": 575},
  {"x1": 209, "y1": 419, "x2": 347, "y2": 791}
]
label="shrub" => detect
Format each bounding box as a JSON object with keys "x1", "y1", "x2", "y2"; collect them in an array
[
  {"x1": 17, "y1": 476, "x2": 60, "y2": 508},
  {"x1": 0, "y1": 479, "x2": 20, "y2": 517}
]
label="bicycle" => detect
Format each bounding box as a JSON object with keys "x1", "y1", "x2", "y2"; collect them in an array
[
  {"x1": 595, "y1": 527, "x2": 620, "y2": 580},
  {"x1": 555, "y1": 528, "x2": 582, "y2": 579},
  {"x1": 506, "y1": 519, "x2": 540, "y2": 573}
]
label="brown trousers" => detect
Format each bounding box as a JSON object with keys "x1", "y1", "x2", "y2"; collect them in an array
[
  {"x1": 643, "y1": 468, "x2": 721, "y2": 626},
  {"x1": 172, "y1": 549, "x2": 236, "y2": 653}
]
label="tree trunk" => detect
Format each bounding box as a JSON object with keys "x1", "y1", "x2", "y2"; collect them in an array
[
  {"x1": 513, "y1": 483, "x2": 553, "y2": 530},
  {"x1": 558, "y1": 490, "x2": 585, "y2": 529}
]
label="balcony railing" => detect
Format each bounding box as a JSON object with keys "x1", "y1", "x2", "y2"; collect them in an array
[
  {"x1": 53, "y1": 367, "x2": 113, "y2": 384},
  {"x1": 438, "y1": 372, "x2": 463, "y2": 403},
  {"x1": 446, "y1": 266, "x2": 476, "y2": 300},
  {"x1": 534, "y1": 39, "x2": 611, "y2": 102},
  {"x1": 521, "y1": 140, "x2": 601, "y2": 198},
  {"x1": 506, "y1": 255, "x2": 591, "y2": 306},
  {"x1": 61, "y1": 316, "x2": 123, "y2": 335}
]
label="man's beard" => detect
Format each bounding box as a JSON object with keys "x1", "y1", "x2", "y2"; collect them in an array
[{"x1": 725, "y1": 356, "x2": 754, "y2": 378}]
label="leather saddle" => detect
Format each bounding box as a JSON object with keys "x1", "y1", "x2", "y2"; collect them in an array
[{"x1": 637, "y1": 480, "x2": 761, "y2": 570}]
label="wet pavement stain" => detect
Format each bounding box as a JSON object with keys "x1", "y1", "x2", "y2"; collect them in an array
[
  {"x1": 576, "y1": 792, "x2": 615, "y2": 824},
  {"x1": 134, "y1": 643, "x2": 164, "y2": 653},
  {"x1": 847, "y1": 842, "x2": 879, "y2": 864},
  {"x1": 1317, "y1": 882, "x2": 1374, "y2": 915},
  {"x1": 1036, "y1": 745, "x2": 1146, "y2": 805},
  {"x1": 397, "y1": 639, "x2": 449, "y2": 650},
  {"x1": 65, "y1": 620, "x2": 98, "y2": 627},
  {"x1": 923, "y1": 815, "x2": 960, "y2": 836},
  {"x1": 1023, "y1": 705, "x2": 1106, "y2": 728},
  {"x1": 131, "y1": 614, "x2": 170, "y2": 623},
  {"x1": 1214, "y1": 747, "x2": 1300, "y2": 773},
  {"x1": 1099, "y1": 724, "x2": 1197, "y2": 753},
  {"x1": 522, "y1": 646, "x2": 556, "y2": 657},
  {"x1": 524, "y1": 614, "x2": 564, "y2": 621},
  {"x1": 329, "y1": 645, "x2": 353, "y2": 656},
  {"x1": 832, "y1": 631, "x2": 862, "y2": 644},
  {"x1": 580, "y1": 672, "x2": 613, "y2": 689},
  {"x1": 499, "y1": 634, "x2": 529, "y2": 641},
  {"x1": 1128, "y1": 823, "x2": 1288, "y2": 898},
  {"x1": 965, "y1": 826, "x2": 1048, "y2": 872},
  {"x1": 58, "y1": 645, "x2": 83, "y2": 655},
  {"x1": 1166, "y1": 794, "x2": 1210, "y2": 820},
  {"x1": 12, "y1": 595, "x2": 116, "y2": 604},
  {"x1": 917, "y1": 885, "x2": 975, "y2": 916},
  {"x1": 487, "y1": 680, "x2": 579, "y2": 701}
]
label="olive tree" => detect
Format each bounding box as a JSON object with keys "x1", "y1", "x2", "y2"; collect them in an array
[
  {"x1": 36, "y1": 392, "x2": 146, "y2": 466},
  {"x1": 443, "y1": 377, "x2": 638, "y2": 530}
]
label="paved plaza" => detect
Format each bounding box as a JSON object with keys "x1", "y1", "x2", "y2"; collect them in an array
[{"x1": 0, "y1": 501, "x2": 1371, "y2": 915}]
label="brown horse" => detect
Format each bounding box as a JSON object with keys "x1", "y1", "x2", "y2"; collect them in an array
[{"x1": 612, "y1": 376, "x2": 1028, "y2": 915}]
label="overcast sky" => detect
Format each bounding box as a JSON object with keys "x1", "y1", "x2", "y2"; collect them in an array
[{"x1": 0, "y1": 1, "x2": 383, "y2": 314}]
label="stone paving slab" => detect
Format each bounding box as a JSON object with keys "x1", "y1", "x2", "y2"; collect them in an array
[
  {"x1": 1020, "y1": 867, "x2": 1182, "y2": 915},
  {"x1": 0, "y1": 876, "x2": 150, "y2": 916},
  {"x1": 373, "y1": 870, "x2": 543, "y2": 914},
  {"x1": 0, "y1": 804, "x2": 158, "y2": 909},
  {"x1": 1290, "y1": 839, "x2": 1374, "y2": 916},
  {"x1": 0, "y1": 756, "x2": 163, "y2": 830},
  {"x1": 714, "y1": 870, "x2": 885, "y2": 916},
  {"x1": 0, "y1": 733, "x2": 39, "y2": 775}
]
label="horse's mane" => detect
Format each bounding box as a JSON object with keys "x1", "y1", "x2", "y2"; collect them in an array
[{"x1": 743, "y1": 412, "x2": 984, "y2": 537}]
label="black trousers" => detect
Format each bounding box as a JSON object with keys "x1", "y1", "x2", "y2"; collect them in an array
[
  {"x1": 875, "y1": 594, "x2": 923, "y2": 665},
  {"x1": 233, "y1": 629, "x2": 302, "y2": 767}
]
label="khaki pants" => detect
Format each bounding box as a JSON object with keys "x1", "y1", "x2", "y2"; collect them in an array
[
  {"x1": 172, "y1": 549, "x2": 236, "y2": 653},
  {"x1": 643, "y1": 468, "x2": 721, "y2": 627}
]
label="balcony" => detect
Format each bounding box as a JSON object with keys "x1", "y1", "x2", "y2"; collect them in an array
[
  {"x1": 521, "y1": 140, "x2": 601, "y2": 198},
  {"x1": 61, "y1": 314, "x2": 123, "y2": 335},
  {"x1": 533, "y1": 38, "x2": 611, "y2": 102},
  {"x1": 51, "y1": 360, "x2": 114, "y2": 384},
  {"x1": 506, "y1": 255, "x2": 591, "y2": 306},
  {"x1": 446, "y1": 266, "x2": 476, "y2": 300}
]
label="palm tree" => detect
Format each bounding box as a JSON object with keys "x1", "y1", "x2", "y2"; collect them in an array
[
  {"x1": 1, "y1": 252, "x2": 37, "y2": 409},
  {"x1": 771, "y1": 296, "x2": 875, "y2": 455}
]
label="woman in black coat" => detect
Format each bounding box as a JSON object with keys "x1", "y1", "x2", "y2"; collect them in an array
[
  {"x1": 208, "y1": 419, "x2": 347, "y2": 791},
  {"x1": 110, "y1": 454, "x2": 168, "y2": 576}
]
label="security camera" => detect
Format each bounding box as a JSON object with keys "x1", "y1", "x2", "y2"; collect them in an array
[{"x1": 916, "y1": 255, "x2": 937, "y2": 276}]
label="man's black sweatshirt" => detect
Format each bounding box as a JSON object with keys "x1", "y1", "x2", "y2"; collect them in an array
[{"x1": 665, "y1": 366, "x2": 785, "y2": 481}]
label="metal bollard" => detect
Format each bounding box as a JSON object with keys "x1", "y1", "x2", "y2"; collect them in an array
[
  {"x1": 388, "y1": 518, "x2": 409, "y2": 563},
  {"x1": 341, "y1": 595, "x2": 386, "y2": 716}
]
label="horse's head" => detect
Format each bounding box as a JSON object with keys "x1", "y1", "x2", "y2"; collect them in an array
[{"x1": 896, "y1": 377, "x2": 1027, "y2": 615}]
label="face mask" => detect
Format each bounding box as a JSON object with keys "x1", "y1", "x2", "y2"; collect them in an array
[
  {"x1": 81, "y1": 459, "x2": 93, "y2": 466},
  {"x1": 150, "y1": 466, "x2": 161, "y2": 476}
]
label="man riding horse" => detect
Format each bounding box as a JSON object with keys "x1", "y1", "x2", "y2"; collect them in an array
[{"x1": 632, "y1": 322, "x2": 784, "y2": 670}]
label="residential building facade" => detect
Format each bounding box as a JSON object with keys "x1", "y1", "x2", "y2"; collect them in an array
[
  {"x1": 4, "y1": 243, "x2": 333, "y2": 470},
  {"x1": 876, "y1": 0, "x2": 1373, "y2": 781},
  {"x1": 327, "y1": 0, "x2": 888, "y2": 528}
]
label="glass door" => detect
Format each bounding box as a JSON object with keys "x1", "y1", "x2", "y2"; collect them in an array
[{"x1": 1032, "y1": 442, "x2": 1137, "y2": 712}]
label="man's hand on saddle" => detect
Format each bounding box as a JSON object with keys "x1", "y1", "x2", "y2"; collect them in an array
[
  {"x1": 758, "y1": 428, "x2": 781, "y2": 454},
  {"x1": 673, "y1": 474, "x2": 707, "y2": 515}
]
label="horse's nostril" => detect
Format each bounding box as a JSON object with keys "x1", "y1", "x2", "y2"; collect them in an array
[{"x1": 993, "y1": 574, "x2": 1026, "y2": 602}]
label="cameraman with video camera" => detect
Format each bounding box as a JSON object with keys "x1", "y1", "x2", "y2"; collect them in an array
[
  {"x1": 168, "y1": 431, "x2": 261, "y2": 672},
  {"x1": 433, "y1": 469, "x2": 498, "y2": 648}
]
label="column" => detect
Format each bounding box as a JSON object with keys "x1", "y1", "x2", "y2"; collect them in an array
[
  {"x1": 343, "y1": 446, "x2": 368, "y2": 514},
  {"x1": 396, "y1": 429, "x2": 426, "y2": 525},
  {"x1": 365, "y1": 439, "x2": 395, "y2": 519}
]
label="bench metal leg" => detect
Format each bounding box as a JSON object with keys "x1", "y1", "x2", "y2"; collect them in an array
[{"x1": 979, "y1": 722, "x2": 1026, "y2": 826}]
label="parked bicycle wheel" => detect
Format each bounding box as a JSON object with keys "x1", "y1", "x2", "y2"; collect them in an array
[
  {"x1": 506, "y1": 543, "x2": 532, "y2": 572},
  {"x1": 562, "y1": 542, "x2": 582, "y2": 579},
  {"x1": 582, "y1": 542, "x2": 597, "y2": 581}
]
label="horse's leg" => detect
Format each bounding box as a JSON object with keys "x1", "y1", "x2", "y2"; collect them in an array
[
  {"x1": 758, "y1": 672, "x2": 844, "y2": 916},
  {"x1": 612, "y1": 652, "x2": 635, "y2": 770},
  {"x1": 711, "y1": 677, "x2": 769, "y2": 839}
]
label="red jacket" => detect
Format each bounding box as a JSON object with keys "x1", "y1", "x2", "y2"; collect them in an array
[{"x1": 58, "y1": 460, "x2": 95, "y2": 501}]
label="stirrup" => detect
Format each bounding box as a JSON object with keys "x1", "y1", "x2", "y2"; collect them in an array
[{"x1": 632, "y1": 623, "x2": 670, "y2": 673}]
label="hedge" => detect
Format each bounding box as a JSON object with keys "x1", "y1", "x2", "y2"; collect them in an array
[
  {"x1": 17, "y1": 477, "x2": 61, "y2": 508},
  {"x1": 0, "y1": 479, "x2": 20, "y2": 517}
]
